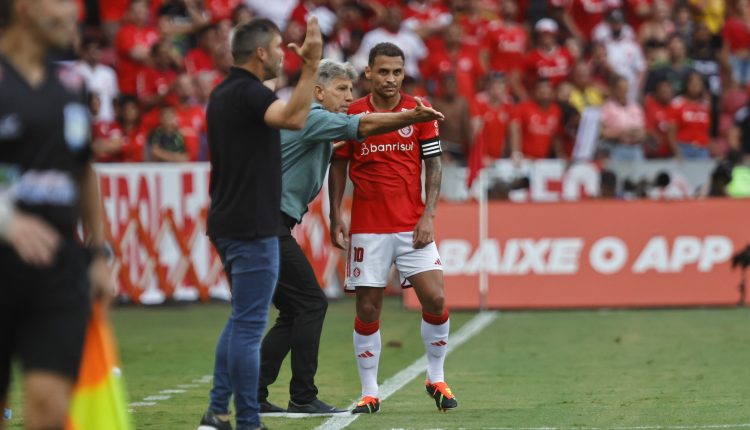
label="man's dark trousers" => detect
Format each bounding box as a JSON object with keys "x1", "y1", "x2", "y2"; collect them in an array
[{"x1": 258, "y1": 214, "x2": 328, "y2": 404}]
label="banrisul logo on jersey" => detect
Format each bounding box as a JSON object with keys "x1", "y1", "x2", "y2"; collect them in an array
[{"x1": 360, "y1": 141, "x2": 414, "y2": 157}]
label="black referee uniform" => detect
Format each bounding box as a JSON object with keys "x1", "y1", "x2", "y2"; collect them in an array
[{"x1": 0, "y1": 55, "x2": 92, "y2": 396}]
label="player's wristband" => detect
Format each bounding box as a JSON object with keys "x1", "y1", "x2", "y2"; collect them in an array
[{"x1": 0, "y1": 196, "x2": 15, "y2": 240}]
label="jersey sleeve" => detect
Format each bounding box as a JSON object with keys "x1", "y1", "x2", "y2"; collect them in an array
[
  {"x1": 333, "y1": 139, "x2": 354, "y2": 160},
  {"x1": 417, "y1": 104, "x2": 442, "y2": 159}
]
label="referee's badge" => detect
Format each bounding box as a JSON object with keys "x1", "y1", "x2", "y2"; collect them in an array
[{"x1": 63, "y1": 103, "x2": 90, "y2": 152}]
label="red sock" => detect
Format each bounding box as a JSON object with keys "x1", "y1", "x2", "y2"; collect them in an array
[{"x1": 354, "y1": 316, "x2": 380, "y2": 335}]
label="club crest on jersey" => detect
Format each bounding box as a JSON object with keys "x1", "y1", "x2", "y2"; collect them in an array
[
  {"x1": 353, "y1": 267, "x2": 361, "y2": 278},
  {"x1": 63, "y1": 103, "x2": 90, "y2": 151},
  {"x1": 397, "y1": 125, "x2": 414, "y2": 138}
]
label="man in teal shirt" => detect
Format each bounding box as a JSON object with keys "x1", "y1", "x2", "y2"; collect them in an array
[{"x1": 258, "y1": 59, "x2": 444, "y2": 414}]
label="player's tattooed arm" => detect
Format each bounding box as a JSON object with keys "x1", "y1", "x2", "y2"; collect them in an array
[
  {"x1": 423, "y1": 156, "x2": 442, "y2": 216},
  {"x1": 413, "y1": 156, "x2": 442, "y2": 249}
]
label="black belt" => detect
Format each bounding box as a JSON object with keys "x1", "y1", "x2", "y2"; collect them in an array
[{"x1": 281, "y1": 212, "x2": 298, "y2": 230}]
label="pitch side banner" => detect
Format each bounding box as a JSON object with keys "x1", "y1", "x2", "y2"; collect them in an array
[{"x1": 404, "y1": 199, "x2": 750, "y2": 310}]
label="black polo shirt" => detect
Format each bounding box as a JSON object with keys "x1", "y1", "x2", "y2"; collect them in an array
[
  {"x1": 206, "y1": 67, "x2": 280, "y2": 240},
  {"x1": 0, "y1": 55, "x2": 91, "y2": 239}
]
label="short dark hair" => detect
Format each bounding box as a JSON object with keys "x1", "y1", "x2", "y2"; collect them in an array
[
  {"x1": 0, "y1": 0, "x2": 13, "y2": 28},
  {"x1": 81, "y1": 36, "x2": 101, "y2": 50},
  {"x1": 231, "y1": 18, "x2": 280, "y2": 65},
  {"x1": 368, "y1": 42, "x2": 405, "y2": 67}
]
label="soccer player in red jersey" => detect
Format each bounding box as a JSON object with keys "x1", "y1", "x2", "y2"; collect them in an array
[{"x1": 328, "y1": 42, "x2": 456, "y2": 414}]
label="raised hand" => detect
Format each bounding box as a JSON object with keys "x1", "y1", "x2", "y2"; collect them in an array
[
  {"x1": 286, "y1": 16, "x2": 323, "y2": 66},
  {"x1": 413, "y1": 97, "x2": 445, "y2": 122}
]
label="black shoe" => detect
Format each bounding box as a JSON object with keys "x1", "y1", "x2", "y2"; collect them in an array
[
  {"x1": 259, "y1": 399, "x2": 286, "y2": 413},
  {"x1": 198, "y1": 410, "x2": 233, "y2": 430},
  {"x1": 287, "y1": 398, "x2": 347, "y2": 414}
]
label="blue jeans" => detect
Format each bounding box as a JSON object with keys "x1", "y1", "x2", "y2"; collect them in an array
[
  {"x1": 603, "y1": 140, "x2": 644, "y2": 162},
  {"x1": 678, "y1": 142, "x2": 711, "y2": 159},
  {"x1": 209, "y1": 236, "x2": 279, "y2": 430},
  {"x1": 730, "y1": 55, "x2": 750, "y2": 86}
]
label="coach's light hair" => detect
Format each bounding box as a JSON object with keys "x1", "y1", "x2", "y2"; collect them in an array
[
  {"x1": 316, "y1": 59, "x2": 358, "y2": 86},
  {"x1": 231, "y1": 18, "x2": 280, "y2": 65}
]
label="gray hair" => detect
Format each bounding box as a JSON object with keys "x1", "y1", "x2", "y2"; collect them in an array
[{"x1": 316, "y1": 59, "x2": 358, "y2": 86}]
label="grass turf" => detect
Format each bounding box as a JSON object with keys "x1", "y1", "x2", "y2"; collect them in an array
[{"x1": 6, "y1": 298, "x2": 750, "y2": 429}]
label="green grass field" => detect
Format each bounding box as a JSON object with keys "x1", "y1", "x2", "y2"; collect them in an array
[{"x1": 7, "y1": 297, "x2": 750, "y2": 429}]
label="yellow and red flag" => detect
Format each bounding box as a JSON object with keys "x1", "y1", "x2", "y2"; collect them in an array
[{"x1": 65, "y1": 302, "x2": 132, "y2": 430}]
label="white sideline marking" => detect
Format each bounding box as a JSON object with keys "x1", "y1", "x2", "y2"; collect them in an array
[
  {"x1": 128, "y1": 402, "x2": 156, "y2": 407},
  {"x1": 400, "y1": 425, "x2": 750, "y2": 430},
  {"x1": 261, "y1": 412, "x2": 352, "y2": 419},
  {"x1": 144, "y1": 395, "x2": 171, "y2": 401},
  {"x1": 315, "y1": 311, "x2": 498, "y2": 430},
  {"x1": 129, "y1": 374, "x2": 212, "y2": 409}
]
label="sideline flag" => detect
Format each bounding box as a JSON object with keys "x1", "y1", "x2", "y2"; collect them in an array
[
  {"x1": 466, "y1": 130, "x2": 487, "y2": 189},
  {"x1": 65, "y1": 302, "x2": 132, "y2": 430}
]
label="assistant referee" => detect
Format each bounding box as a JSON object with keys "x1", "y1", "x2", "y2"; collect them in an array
[{"x1": 0, "y1": 0, "x2": 114, "y2": 429}]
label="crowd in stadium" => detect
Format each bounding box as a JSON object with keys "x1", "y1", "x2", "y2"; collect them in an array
[{"x1": 50, "y1": 0, "x2": 750, "y2": 165}]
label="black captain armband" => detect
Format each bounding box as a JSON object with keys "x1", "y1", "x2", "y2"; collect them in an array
[{"x1": 419, "y1": 137, "x2": 442, "y2": 159}]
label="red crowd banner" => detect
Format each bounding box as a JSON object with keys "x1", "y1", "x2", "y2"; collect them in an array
[{"x1": 404, "y1": 199, "x2": 750, "y2": 310}]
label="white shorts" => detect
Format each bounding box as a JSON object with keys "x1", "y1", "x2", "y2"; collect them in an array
[{"x1": 344, "y1": 232, "x2": 443, "y2": 292}]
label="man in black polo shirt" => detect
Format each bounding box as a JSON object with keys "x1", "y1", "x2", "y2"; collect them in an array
[
  {"x1": 0, "y1": 0, "x2": 114, "y2": 429},
  {"x1": 198, "y1": 17, "x2": 322, "y2": 430}
]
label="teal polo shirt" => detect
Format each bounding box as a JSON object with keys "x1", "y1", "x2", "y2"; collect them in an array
[{"x1": 280, "y1": 103, "x2": 361, "y2": 223}]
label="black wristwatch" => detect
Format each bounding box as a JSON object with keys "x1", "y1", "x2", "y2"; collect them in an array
[{"x1": 88, "y1": 243, "x2": 113, "y2": 260}]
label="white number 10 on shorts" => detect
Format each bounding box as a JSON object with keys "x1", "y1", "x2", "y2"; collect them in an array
[{"x1": 344, "y1": 232, "x2": 443, "y2": 292}]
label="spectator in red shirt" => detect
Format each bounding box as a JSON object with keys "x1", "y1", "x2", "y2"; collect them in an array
[
  {"x1": 423, "y1": 23, "x2": 485, "y2": 106},
  {"x1": 185, "y1": 24, "x2": 218, "y2": 75},
  {"x1": 453, "y1": 0, "x2": 494, "y2": 48},
  {"x1": 205, "y1": 0, "x2": 241, "y2": 23},
  {"x1": 403, "y1": 0, "x2": 454, "y2": 52},
  {"x1": 669, "y1": 71, "x2": 713, "y2": 159},
  {"x1": 104, "y1": 95, "x2": 146, "y2": 162},
  {"x1": 560, "y1": 0, "x2": 612, "y2": 43},
  {"x1": 600, "y1": 76, "x2": 647, "y2": 161},
  {"x1": 644, "y1": 78, "x2": 675, "y2": 158},
  {"x1": 472, "y1": 72, "x2": 514, "y2": 161},
  {"x1": 136, "y1": 40, "x2": 180, "y2": 110},
  {"x1": 89, "y1": 92, "x2": 126, "y2": 163},
  {"x1": 172, "y1": 74, "x2": 206, "y2": 161},
  {"x1": 510, "y1": 78, "x2": 564, "y2": 159},
  {"x1": 115, "y1": 0, "x2": 159, "y2": 96},
  {"x1": 483, "y1": 0, "x2": 528, "y2": 98},
  {"x1": 723, "y1": 0, "x2": 750, "y2": 85},
  {"x1": 625, "y1": 0, "x2": 654, "y2": 33},
  {"x1": 524, "y1": 19, "x2": 575, "y2": 93}
]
